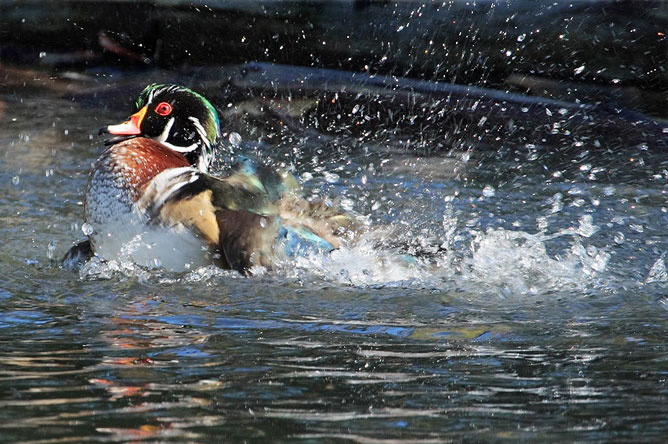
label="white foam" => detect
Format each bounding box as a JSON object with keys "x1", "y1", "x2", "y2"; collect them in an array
[{"x1": 450, "y1": 227, "x2": 610, "y2": 297}]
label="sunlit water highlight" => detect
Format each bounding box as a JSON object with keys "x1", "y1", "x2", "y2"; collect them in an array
[{"x1": 2, "y1": 90, "x2": 668, "y2": 442}]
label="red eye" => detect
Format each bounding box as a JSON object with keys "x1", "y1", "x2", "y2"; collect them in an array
[{"x1": 155, "y1": 102, "x2": 172, "y2": 116}]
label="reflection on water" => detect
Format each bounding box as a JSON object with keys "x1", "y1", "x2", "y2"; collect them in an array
[{"x1": 1, "y1": 87, "x2": 668, "y2": 442}]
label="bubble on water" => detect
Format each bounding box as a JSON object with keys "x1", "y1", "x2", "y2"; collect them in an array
[
  {"x1": 614, "y1": 232, "x2": 625, "y2": 244},
  {"x1": 81, "y1": 223, "x2": 93, "y2": 236},
  {"x1": 11, "y1": 176, "x2": 19, "y2": 185},
  {"x1": 517, "y1": 34, "x2": 526, "y2": 42}
]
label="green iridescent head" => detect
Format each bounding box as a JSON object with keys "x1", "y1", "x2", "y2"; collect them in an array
[{"x1": 122, "y1": 83, "x2": 221, "y2": 171}]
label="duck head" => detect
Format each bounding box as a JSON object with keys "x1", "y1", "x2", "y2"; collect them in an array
[{"x1": 107, "y1": 84, "x2": 220, "y2": 172}]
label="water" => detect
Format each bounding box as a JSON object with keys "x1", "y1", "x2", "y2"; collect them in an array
[{"x1": 2, "y1": 86, "x2": 668, "y2": 442}]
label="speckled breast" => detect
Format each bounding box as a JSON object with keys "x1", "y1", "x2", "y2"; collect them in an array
[{"x1": 84, "y1": 138, "x2": 215, "y2": 271}]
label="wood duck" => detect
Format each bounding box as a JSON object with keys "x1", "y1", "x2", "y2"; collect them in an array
[{"x1": 64, "y1": 83, "x2": 356, "y2": 274}]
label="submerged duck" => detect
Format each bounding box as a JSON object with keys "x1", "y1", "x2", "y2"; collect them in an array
[{"x1": 65, "y1": 84, "x2": 356, "y2": 274}]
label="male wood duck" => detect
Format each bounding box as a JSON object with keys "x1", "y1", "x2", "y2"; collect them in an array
[{"x1": 64, "y1": 84, "x2": 356, "y2": 274}]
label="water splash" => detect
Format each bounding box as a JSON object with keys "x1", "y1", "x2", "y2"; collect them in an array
[
  {"x1": 453, "y1": 227, "x2": 609, "y2": 297},
  {"x1": 646, "y1": 255, "x2": 668, "y2": 284},
  {"x1": 285, "y1": 232, "x2": 430, "y2": 287}
]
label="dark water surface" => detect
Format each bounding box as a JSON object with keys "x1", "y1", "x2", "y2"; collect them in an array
[{"x1": 2, "y1": 87, "x2": 668, "y2": 442}]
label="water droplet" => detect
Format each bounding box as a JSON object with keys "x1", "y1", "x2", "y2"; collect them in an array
[
  {"x1": 323, "y1": 172, "x2": 340, "y2": 183},
  {"x1": 482, "y1": 185, "x2": 495, "y2": 197},
  {"x1": 647, "y1": 257, "x2": 668, "y2": 283},
  {"x1": 577, "y1": 215, "x2": 598, "y2": 238},
  {"x1": 46, "y1": 240, "x2": 56, "y2": 260},
  {"x1": 537, "y1": 217, "x2": 548, "y2": 231},
  {"x1": 658, "y1": 297, "x2": 668, "y2": 311},
  {"x1": 630, "y1": 224, "x2": 644, "y2": 233},
  {"x1": 259, "y1": 217, "x2": 267, "y2": 228},
  {"x1": 574, "y1": 65, "x2": 585, "y2": 75},
  {"x1": 505, "y1": 50, "x2": 512, "y2": 57},
  {"x1": 352, "y1": 104, "x2": 360, "y2": 114},
  {"x1": 517, "y1": 34, "x2": 526, "y2": 42},
  {"x1": 11, "y1": 176, "x2": 19, "y2": 185},
  {"x1": 81, "y1": 223, "x2": 93, "y2": 236},
  {"x1": 614, "y1": 232, "x2": 625, "y2": 244},
  {"x1": 228, "y1": 132, "x2": 242, "y2": 146}
]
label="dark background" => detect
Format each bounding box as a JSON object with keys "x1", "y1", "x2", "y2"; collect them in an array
[{"x1": 1, "y1": 0, "x2": 666, "y2": 117}]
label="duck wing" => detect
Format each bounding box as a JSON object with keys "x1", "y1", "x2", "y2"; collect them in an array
[{"x1": 155, "y1": 159, "x2": 358, "y2": 274}]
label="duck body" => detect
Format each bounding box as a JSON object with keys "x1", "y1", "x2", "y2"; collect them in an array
[
  {"x1": 67, "y1": 83, "x2": 354, "y2": 274},
  {"x1": 84, "y1": 137, "x2": 217, "y2": 271}
]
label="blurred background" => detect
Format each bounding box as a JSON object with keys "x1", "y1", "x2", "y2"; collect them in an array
[
  {"x1": 1, "y1": 1, "x2": 666, "y2": 111},
  {"x1": 2, "y1": 0, "x2": 666, "y2": 127}
]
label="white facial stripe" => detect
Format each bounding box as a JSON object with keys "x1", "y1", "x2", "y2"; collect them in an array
[
  {"x1": 157, "y1": 117, "x2": 175, "y2": 143},
  {"x1": 188, "y1": 116, "x2": 210, "y2": 147},
  {"x1": 161, "y1": 140, "x2": 199, "y2": 153},
  {"x1": 197, "y1": 149, "x2": 211, "y2": 173}
]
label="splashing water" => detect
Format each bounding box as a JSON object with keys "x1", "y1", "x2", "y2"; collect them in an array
[{"x1": 458, "y1": 228, "x2": 609, "y2": 297}]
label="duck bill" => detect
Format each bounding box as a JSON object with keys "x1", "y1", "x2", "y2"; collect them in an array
[{"x1": 107, "y1": 106, "x2": 147, "y2": 135}]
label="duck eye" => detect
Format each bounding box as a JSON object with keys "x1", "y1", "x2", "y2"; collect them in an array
[{"x1": 155, "y1": 102, "x2": 172, "y2": 116}]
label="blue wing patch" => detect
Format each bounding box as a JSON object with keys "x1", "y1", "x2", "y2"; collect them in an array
[{"x1": 280, "y1": 226, "x2": 334, "y2": 257}]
